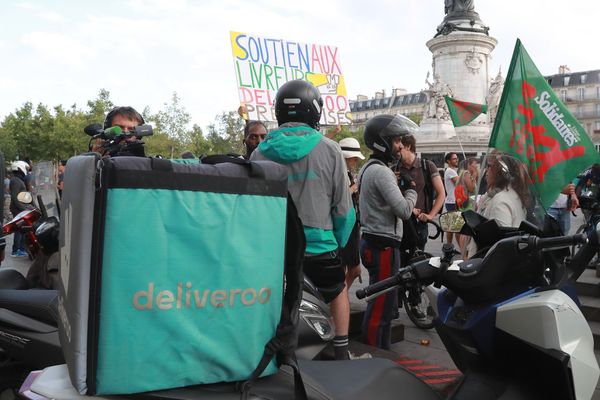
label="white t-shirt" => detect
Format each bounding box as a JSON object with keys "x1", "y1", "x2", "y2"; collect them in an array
[
  {"x1": 549, "y1": 193, "x2": 568, "y2": 209},
  {"x1": 444, "y1": 167, "x2": 458, "y2": 204}
]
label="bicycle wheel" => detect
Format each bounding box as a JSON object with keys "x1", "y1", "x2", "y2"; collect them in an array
[{"x1": 402, "y1": 285, "x2": 436, "y2": 330}]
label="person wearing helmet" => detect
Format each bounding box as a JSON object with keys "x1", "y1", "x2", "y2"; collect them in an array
[
  {"x1": 251, "y1": 79, "x2": 356, "y2": 360},
  {"x1": 358, "y1": 114, "x2": 417, "y2": 349},
  {"x1": 9, "y1": 160, "x2": 31, "y2": 257}
]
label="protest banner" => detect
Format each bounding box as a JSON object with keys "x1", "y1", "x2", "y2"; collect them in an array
[{"x1": 230, "y1": 31, "x2": 352, "y2": 125}]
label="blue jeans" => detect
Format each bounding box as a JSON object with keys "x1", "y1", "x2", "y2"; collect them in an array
[{"x1": 547, "y1": 207, "x2": 570, "y2": 235}]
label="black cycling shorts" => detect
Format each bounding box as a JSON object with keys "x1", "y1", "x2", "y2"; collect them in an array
[
  {"x1": 341, "y1": 221, "x2": 360, "y2": 267},
  {"x1": 303, "y1": 251, "x2": 345, "y2": 304}
]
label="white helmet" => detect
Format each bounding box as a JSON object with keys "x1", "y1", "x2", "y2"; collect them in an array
[{"x1": 11, "y1": 161, "x2": 29, "y2": 175}]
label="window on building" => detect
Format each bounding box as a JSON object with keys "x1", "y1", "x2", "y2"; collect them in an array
[
  {"x1": 576, "y1": 105, "x2": 582, "y2": 117},
  {"x1": 561, "y1": 90, "x2": 567, "y2": 102},
  {"x1": 597, "y1": 104, "x2": 600, "y2": 117},
  {"x1": 597, "y1": 86, "x2": 600, "y2": 99},
  {"x1": 581, "y1": 74, "x2": 587, "y2": 84},
  {"x1": 564, "y1": 76, "x2": 570, "y2": 86},
  {"x1": 595, "y1": 121, "x2": 600, "y2": 131},
  {"x1": 578, "y1": 88, "x2": 585, "y2": 101}
]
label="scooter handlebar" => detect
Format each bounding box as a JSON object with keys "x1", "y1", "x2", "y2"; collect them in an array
[
  {"x1": 356, "y1": 267, "x2": 409, "y2": 300},
  {"x1": 532, "y1": 233, "x2": 587, "y2": 251}
]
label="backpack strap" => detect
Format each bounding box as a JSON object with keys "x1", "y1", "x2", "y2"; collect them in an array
[
  {"x1": 238, "y1": 194, "x2": 307, "y2": 400},
  {"x1": 422, "y1": 158, "x2": 434, "y2": 213},
  {"x1": 358, "y1": 159, "x2": 386, "y2": 190}
]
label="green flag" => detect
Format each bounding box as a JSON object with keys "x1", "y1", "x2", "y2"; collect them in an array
[
  {"x1": 489, "y1": 39, "x2": 600, "y2": 208},
  {"x1": 444, "y1": 96, "x2": 487, "y2": 127}
]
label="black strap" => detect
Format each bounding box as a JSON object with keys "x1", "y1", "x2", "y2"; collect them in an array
[
  {"x1": 238, "y1": 338, "x2": 307, "y2": 400},
  {"x1": 422, "y1": 158, "x2": 434, "y2": 213},
  {"x1": 357, "y1": 159, "x2": 386, "y2": 191},
  {"x1": 201, "y1": 154, "x2": 265, "y2": 179}
]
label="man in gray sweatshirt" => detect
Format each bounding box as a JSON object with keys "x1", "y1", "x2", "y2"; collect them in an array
[
  {"x1": 251, "y1": 80, "x2": 355, "y2": 359},
  {"x1": 358, "y1": 114, "x2": 418, "y2": 349}
]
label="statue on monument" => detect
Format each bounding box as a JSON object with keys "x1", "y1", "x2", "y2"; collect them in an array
[
  {"x1": 424, "y1": 72, "x2": 453, "y2": 121},
  {"x1": 437, "y1": 0, "x2": 487, "y2": 36},
  {"x1": 444, "y1": 0, "x2": 475, "y2": 14},
  {"x1": 487, "y1": 69, "x2": 504, "y2": 124}
]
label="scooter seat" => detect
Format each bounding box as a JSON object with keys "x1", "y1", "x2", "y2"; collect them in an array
[
  {"x1": 30, "y1": 358, "x2": 441, "y2": 400},
  {"x1": 0, "y1": 289, "x2": 58, "y2": 326},
  {"x1": 295, "y1": 358, "x2": 442, "y2": 400},
  {"x1": 0, "y1": 268, "x2": 29, "y2": 289}
]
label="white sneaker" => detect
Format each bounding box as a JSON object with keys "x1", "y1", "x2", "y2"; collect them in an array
[{"x1": 349, "y1": 351, "x2": 372, "y2": 360}]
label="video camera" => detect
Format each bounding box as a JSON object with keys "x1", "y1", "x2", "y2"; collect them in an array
[{"x1": 84, "y1": 123, "x2": 153, "y2": 157}]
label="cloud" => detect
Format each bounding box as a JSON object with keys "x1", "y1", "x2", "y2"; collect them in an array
[
  {"x1": 20, "y1": 31, "x2": 95, "y2": 67},
  {"x1": 38, "y1": 11, "x2": 63, "y2": 22}
]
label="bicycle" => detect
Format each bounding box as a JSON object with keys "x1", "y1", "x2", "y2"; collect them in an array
[
  {"x1": 398, "y1": 219, "x2": 442, "y2": 330},
  {"x1": 571, "y1": 200, "x2": 600, "y2": 269}
]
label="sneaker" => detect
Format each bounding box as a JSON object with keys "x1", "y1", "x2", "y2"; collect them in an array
[
  {"x1": 10, "y1": 251, "x2": 18, "y2": 257},
  {"x1": 15, "y1": 250, "x2": 28, "y2": 257},
  {"x1": 349, "y1": 351, "x2": 372, "y2": 360}
]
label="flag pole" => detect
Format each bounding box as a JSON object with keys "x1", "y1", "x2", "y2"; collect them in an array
[{"x1": 454, "y1": 128, "x2": 467, "y2": 159}]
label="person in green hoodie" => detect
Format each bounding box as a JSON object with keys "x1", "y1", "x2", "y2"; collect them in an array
[{"x1": 251, "y1": 79, "x2": 356, "y2": 360}]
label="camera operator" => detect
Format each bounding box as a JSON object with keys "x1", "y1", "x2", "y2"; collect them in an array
[{"x1": 91, "y1": 106, "x2": 147, "y2": 157}]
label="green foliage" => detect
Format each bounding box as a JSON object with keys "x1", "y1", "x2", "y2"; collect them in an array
[
  {"x1": 407, "y1": 112, "x2": 423, "y2": 126},
  {"x1": 205, "y1": 111, "x2": 246, "y2": 155},
  {"x1": 0, "y1": 90, "x2": 270, "y2": 163}
]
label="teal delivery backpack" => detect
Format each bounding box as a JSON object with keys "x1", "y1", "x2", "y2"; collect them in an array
[{"x1": 57, "y1": 154, "x2": 305, "y2": 395}]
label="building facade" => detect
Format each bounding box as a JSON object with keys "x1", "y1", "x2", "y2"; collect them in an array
[{"x1": 546, "y1": 68, "x2": 600, "y2": 143}]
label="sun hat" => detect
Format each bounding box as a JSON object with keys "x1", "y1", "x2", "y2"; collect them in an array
[{"x1": 338, "y1": 137, "x2": 365, "y2": 160}]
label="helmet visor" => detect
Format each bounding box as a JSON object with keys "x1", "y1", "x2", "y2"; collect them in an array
[{"x1": 379, "y1": 114, "x2": 419, "y2": 139}]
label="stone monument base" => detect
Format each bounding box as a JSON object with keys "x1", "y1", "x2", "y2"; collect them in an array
[{"x1": 419, "y1": 119, "x2": 456, "y2": 140}]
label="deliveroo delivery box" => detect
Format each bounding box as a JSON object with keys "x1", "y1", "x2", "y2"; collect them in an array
[{"x1": 57, "y1": 155, "x2": 288, "y2": 395}]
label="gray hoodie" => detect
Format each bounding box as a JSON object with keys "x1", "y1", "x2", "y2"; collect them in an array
[{"x1": 358, "y1": 159, "x2": 417, "y2": 244}]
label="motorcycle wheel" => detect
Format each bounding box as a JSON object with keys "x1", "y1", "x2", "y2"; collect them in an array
[{"x1": 402, "y1": 286, "x2": 436, "y2": 330}]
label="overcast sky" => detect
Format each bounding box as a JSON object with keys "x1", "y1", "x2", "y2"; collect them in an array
[{"x1": 1, "y1": 0, "x2": 599, "y2": 131}]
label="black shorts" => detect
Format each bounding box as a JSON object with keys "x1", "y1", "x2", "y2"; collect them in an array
[
  {"x1": 341, "y1": 221, "x2": 360, "y2": 267},
  {"x1": 303, "y1": 251, "x2": 345, "y2": 303}
]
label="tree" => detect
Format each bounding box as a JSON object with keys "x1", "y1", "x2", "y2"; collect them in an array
[
  {"x1": 148, "y1": 92, "x2": 191, "y2": 141},
  {"x1": 205, "y1": 111, "x2": 245, "y2": 155},
  {"x1": 86, "y1": 89, "x2": 114, "y2": 125},
  {"x1": 408, "y1": 112, "x2": 423, "y2": 126}
]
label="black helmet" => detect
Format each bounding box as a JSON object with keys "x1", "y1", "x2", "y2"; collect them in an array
[
  {"x1": 275, "y1": 80, "x2": 323, "y2": 129},
  {"x1": 35, "y1": 217, "x2": 60, "y2": 255},
  {"x1": 364, "y1": 114, "x2": 418, "y2": 160}
]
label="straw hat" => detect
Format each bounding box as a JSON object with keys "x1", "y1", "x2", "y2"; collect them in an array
[{"x1": 338, "y1": 137, "x2": 365, "y2": 160}]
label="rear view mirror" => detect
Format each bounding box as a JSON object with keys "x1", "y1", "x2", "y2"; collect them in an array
[
  {"x1": 439, "y1": 211, "x2": 465, "y2": 233},
  {"x1": 17, "y1": 191, "x2": 33, "y2": 204}
]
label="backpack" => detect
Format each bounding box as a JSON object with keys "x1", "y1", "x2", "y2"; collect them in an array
[
  {"x1": 454, "y1": 181, "x2": 469, "y2": 209},
  {"x1": 421, "y1": 158, "x2": 441, "y2": 215},
  {"x1": 58, "y1": 154, "x2": 307, "y2": 397}
]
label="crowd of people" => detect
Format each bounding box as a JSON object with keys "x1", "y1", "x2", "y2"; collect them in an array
[{"x1": 5, "y1": 79, "x2": 600, "y2": 356}]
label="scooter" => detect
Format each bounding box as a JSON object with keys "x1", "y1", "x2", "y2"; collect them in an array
[
  {"x1": 18, "y1": 214, "x2": 600, "y2": 399},
  {"x1": 0, "y1": 215, "x2": 63, "y2": 397},
  {"x1": 357, "y1": 210, "x2": 600, "y2": 399}
]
